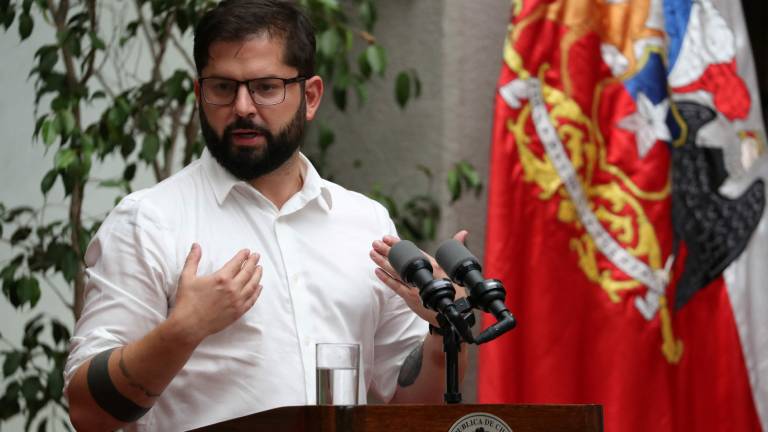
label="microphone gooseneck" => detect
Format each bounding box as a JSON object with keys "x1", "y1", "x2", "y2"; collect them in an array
[{"x1": 435, "y1": 239, "x2": 517, "y2": 345}]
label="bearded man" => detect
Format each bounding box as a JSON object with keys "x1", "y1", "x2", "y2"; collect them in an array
[{"x1": 63, "y1": 1, "x2": 468, "y2": 431}]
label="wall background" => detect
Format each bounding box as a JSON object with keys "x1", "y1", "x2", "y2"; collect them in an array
[{"x1": 0, "y1": 0, "x2": 512, "y2": 429}]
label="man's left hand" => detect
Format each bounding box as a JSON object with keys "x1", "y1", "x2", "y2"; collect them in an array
[{"x1": 370, "y1": 231, "x2": 468, "y2": 327}]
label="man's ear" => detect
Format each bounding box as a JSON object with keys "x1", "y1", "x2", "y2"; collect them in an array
[
  {"x1": 304, "y1": 76, "x2": 323, "y2": 121},
  {"x1": 194, "y1": 77, "x2": 201, "y2": 102}
]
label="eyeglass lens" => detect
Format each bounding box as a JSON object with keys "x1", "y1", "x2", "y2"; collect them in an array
[{"x1": 202, "y1": 78, "x2": 287, "y2": 106}]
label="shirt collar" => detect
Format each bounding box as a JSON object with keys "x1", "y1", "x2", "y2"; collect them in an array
[{"x1": 200, "y1": 148, "x2": 333, "y2": 210}]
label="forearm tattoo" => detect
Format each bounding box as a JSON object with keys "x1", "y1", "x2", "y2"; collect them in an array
[
  {"x1": 119, "y1": 347, "x2": 162, "y2": 398},
  {"x1": 397, "y1": 342, "x2": 424, "y2": 388}
]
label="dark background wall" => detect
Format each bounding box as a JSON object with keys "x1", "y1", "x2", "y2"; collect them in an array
[{"x1": 742, "y1": 0, "x2": 768, "y2": 129}]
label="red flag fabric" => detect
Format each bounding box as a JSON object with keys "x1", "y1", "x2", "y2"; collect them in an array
[{"x1": 479, "y1": 1, "x2": 768, "y2": 431}]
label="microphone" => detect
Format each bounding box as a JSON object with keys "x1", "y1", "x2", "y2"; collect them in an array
[
  {"x1": 388, "y1": 240, "x2": 475, "y2": 343},
  {"x1": 435, "y1": 239, "x2": 516, "y2": 344}
]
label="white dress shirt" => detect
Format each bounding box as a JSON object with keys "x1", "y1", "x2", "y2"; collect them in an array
[{"x1": 64, "y1": 149, "x2": 427, "y2": 432}]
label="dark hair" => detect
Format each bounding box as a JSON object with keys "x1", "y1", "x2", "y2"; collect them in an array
[{"x1": 193, "y1": 0, "x2": 316, "y2": 78}]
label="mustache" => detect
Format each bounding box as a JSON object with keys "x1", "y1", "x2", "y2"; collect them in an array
[{"x1": 223, "y1": 118, "x2": 272, "y2": 136}]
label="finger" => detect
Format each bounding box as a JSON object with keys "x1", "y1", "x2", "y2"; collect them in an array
[
  {"x1": 372, "y1": 235, "x2": 398, "y2": 259},
  {"x1": 375, "y1": 267, "x2": 413, "y2": 299},
  {"x1": 370, "y1": 249, "x2": 405, "y2": 284},
  {"x1": 453, "y1": 230, "x2": 468, "y2": 244},
  {"x1": 219, "y1": 249, "x2": 251, "y2": 278},
  {"x1": 233, "y1": 253, "x2": 260, "y2": 285},
  {"x1": 239, "y1": 265, "x2": 263, "y2": 294},
  {"x1": 245, "y1": 284, "x2": 264, "y2": 310},
  {"x1": 181, "y1": 243, "x2": 202, "y2": 279}
]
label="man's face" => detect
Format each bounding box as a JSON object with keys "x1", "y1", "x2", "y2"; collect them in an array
[{"x1": 195, "y1": 36, "x2": 307, "y2": 180}]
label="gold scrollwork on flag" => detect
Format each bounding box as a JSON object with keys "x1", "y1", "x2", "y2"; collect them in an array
[{"x1": 501, "y1": 23, "x2": 683, "y2": 364}]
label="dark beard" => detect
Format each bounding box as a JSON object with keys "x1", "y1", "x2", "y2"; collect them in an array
[{"x1": 200, "y1": 100, "x2": 306, "y2": 181}]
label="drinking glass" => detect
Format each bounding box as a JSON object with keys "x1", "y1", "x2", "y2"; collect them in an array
[{"x1": 316, "y1": 343, "x2": 360, "y2": 405}]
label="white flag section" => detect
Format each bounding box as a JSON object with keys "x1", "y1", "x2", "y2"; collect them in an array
[{"x1": 671, "y1": 0, "x2": 768, "y2": 430}]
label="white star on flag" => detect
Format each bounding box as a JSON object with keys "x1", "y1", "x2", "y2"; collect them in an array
[{"x1": 616, "y1": 91, "x2": 672, "y2": 158}]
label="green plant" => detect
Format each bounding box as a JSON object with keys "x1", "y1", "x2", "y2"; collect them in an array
[{"x1": 0, "y1": 0, "x2": 482, "y2": 429}]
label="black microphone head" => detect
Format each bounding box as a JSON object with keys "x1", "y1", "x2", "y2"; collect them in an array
[
  {"x1": 388, "y1": 240, "x2": 430, "y2": 282},
  {"x1": 435, "y1": 239, "x2": 480, "y2": 283}
]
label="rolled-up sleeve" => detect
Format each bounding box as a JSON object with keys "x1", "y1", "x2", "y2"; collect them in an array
[{"x1": 63, "y1": 196, "x2": 173, "y2": 398}]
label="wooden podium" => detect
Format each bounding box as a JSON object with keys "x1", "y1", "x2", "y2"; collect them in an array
[{"x1": 189, "y1": 404, "x2": 603, "y2": 432}]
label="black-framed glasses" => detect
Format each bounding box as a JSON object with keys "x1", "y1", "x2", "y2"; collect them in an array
[{"x1": 199, "y1": 76, "x2": 306, "y2": 106}]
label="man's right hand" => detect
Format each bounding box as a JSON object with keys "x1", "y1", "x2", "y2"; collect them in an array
[
  {"x1": 169, "y1": 244, "x2": 264, "y2": 344},
  {"x1": 68, "y1": 244, "x2": 264, "y2": 432}
]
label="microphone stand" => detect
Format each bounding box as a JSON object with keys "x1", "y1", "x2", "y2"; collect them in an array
[{"x1": 436, "y1": 298, "x2": 476, "y2": 404}]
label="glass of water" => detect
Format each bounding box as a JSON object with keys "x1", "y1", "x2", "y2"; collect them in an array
[{"x1": 316, "y1": 343, "x2": 360, "y2": 405}]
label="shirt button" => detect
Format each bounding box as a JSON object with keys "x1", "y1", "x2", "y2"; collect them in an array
[
  {"x1": 304, "y1": 337, "x2": 310, "y2": 346},
  {"x1": 292, "y1": 274, "x2": 299, "y2": 283}
]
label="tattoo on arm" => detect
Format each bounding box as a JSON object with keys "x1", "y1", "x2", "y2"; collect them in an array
[
  {"x1": 397, "y1": 342, "x2": 424, "y2": 388},
  {"x1": 119, "y1": 347, "x2": 162, "y2": 398}
]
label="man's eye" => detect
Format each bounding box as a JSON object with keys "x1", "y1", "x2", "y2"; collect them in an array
[
  {"x1": 216, "y1": 83, "x2": 233, "y2": 91},
  {"x1": 255, "y1": 84, "x2": 277, "y2": 92}
]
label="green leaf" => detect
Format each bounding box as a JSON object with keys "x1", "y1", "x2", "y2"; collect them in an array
[
  {"x1": 90, "y1": 90, "x2": 105, "y2": 100},
  {"x1": 447, "y1": 169, "x2": 461, "y2": 202},
  {"x1": 16, "y1": 276, "x2": 32, "y2": 305},
  {"x1": 344, "y1": 28, "x2": 353, "y2": 52},
  {"x1": 18, "y1": 13, "x2": 32, "y2": 40},
  {"x1": 332, "y1": 85, "x2": 347, "y2": 111},
  {"x1": 318, "y1": 123, "x2": 335, "y2": 151},
  {"x1": 98, "y1": 180, "x2": 121, "y2": 188},
  {"x1": 358, "y1": 50, "x2": 371, "y2": 79},
  {"x1": 6, "y1": 381, "x2": 21, "y2": 400},
  {"x1": 121, "y1": 135, "x2": 136, "y2": 158},
  {"x1": 316, "y1": 0, "x2": 339, "y2": 10},
  {"x1": 10, "y1": 227, "x2": 31, "y2": 245},
  {"x1": 123, "y1": 163, "x2": 136, "y2": 181},
  {"x1": 50, "y1": 97, "x2": 67, "y2": 112},
  {"x1": 82, "y1": 134, "x2": 94, "y2": 153},
  {"x1": 21, "y1": 0, "x2": 32, "y2": 14},
  {"x1": 21, "y1": 376, "x2": 41, "y2": 402},
  {"x1": 3, "y1": 352, "x2": 21, "y2": 377},
  {"x1": 67, "y1": 34, "x2": 81, "y2": 57},
  {"x1": 366, "y1": 45, "x2": 387, "y2": 76},
  {"x1": 33, "y1": 116, "x2": 47, "y2": 140},
  {"x1": 458, "y1": 161, "x2": 481, "y2": 188},
  {"x1": 395, "y1": 71, "x2": 410, "y2": 108},
  {"x1": 41, "y1": 169, "x2": 57, "y2": 194},
  {"x1": 141, "y1": 134, "x2": 160, "y2": 163},
  {"x1": 41, "y1": 120, "x2": 60, "y2": 147},
  {"x1": 359, "y1": 1, "x2": 376, "y2": 31},
  {"x1": 29, "y1": 277, "x2": 40, "y2": 307},
  {"x1": 353, "y1": 82, "x2": 369, "y2": 107},
  {"x1": 39, "y1": 50, "x2": 58, "y2": 75},
  {"x1": 2, "y1": 5, "x2": 15, "y2": 30},
  {"x1": 422, "y1": 216, "x2": 436, "y2": 240},
  {"x1": 51, "y1": 321, "x2": 69, "y2": 345},
  {"x1": 53, "y1": 149, "x2": 77, "y2": 169},
  {"x1": 60, "y1": 248, "x2": 79, "y2": 282},
  {"x1": 47, "y1": 368, "x2": 63, "y2": 399},
  {"x1": 318, "y1": 29, "x2": 339, "y2": 57},
  {"x1": 88, "y1": 30, "x2": 105, "y2": 50},
  {"x1": 79, "y1": 230, "x2": 91, "y2": 259},
  {"x1": 59, "y1": 110, "x2": 76, "y2": 134}
]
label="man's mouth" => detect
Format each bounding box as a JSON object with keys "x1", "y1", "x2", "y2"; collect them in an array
[
  {"x1": 232, "y1": 129, "x2": 261, "y2": 138},
  {"x1": 231, "y1": 128, "x2": 265, "y2": 145}
]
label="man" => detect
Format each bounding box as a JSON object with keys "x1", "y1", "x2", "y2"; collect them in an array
[{"x1": 64, "y1": 1, "x2": 468, "y2": 431}]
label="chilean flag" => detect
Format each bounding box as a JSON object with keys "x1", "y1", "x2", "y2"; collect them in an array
[{"x1": 478, "y1": 0, "x2": 768, "y2": 431}]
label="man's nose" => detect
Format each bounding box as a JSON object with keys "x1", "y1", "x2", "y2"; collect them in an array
[{"x1": 233, "y1": 83, "x2": 259, "y2": 118}]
